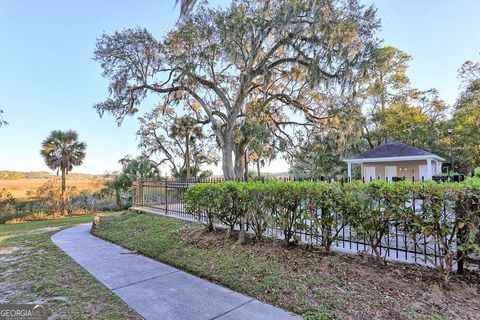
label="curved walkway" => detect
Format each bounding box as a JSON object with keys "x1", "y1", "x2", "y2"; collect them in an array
[{"x1": 51, "y1": 224, "x2": 301, "y2": 320}]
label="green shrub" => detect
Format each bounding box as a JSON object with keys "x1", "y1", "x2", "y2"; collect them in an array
[
  {"x1": 305, "y1": 182, "x2": 345, "y2": 252},
  {"x1": 244, "y1": 182, "x2": 271, "y2": 240},
  {"x1": 407, "y1": 181, "x2": 480, "y2": 283},
  {"x1": 345, "y1": 180, "x2": 414, "y2": 260},
  {"x1": 183, "y1": 183, "x2": 218, "y2": 231},
  {"x1": 183, "y1": 178, "x2": 480, "y2": 282},
  {"x1": 474, "y1": 167, "x2": 480, "y2": 178},
  {"x1": 0, "y1": 210, "x2": 31, "y2": 225},
  {"x1": 0, "y1": 188, "x2": 15, "y2": 208},
  {"x1": 214, "y1": 181, "x2": 249, "y2": 236},
  {"x1": 272, "y1": 181, "x2": 308, "y2": 246},
  {"x1": 455, "y1": 183, "x2": 480, "y2": 264},
  {"x1": 0, "y1": 189, "x2": 25, "y2": 224},
  {"x1": 408, "y1": 182, "x2": 457, "y2": 282}
]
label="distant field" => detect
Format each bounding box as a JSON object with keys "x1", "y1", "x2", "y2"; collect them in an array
[{"x1": 0, "y1": 178, "x2": 108, "y2": 200}]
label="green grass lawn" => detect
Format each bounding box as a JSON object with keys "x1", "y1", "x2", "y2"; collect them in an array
[
  {"x1": 0, "y1": 213, "x2": 141, "y2": 320},
  {"x1": 94, "y1": 211, "x2": 480, "y2": 320}
]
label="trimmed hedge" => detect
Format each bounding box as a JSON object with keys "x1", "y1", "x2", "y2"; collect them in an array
[{"x1": 184, "y1": 178, "x2": 480, "y2": 282}]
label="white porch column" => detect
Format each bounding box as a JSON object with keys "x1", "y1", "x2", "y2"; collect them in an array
[
  {"x1": 347, "y1": 162, "x2": 352, "y2": 181},
  {"x1": 426, "y1": 158, "x2": 432, "y2": 180}
]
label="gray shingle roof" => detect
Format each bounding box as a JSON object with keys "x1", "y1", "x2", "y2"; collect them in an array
[{"x1": 346, "y1": 141, "x2": 440, "y2": 160}]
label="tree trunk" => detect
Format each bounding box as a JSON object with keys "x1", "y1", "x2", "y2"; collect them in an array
[
  {"x1": 237, "y1": 223, "x2": 246, "y2": 245},
  {"x1": 257, "y1": 160, "x2": 261, "y2": 178},
  {"x1": 221, "y1": 138, "x2": 235, "y2": 179},
  {"x1": 61, "y1": 168, "x2": 67, "y2": 216},
  {"x1": 115, "y1": 188, "x2": 122, "y2": 210},
  {"x1": 234, "y1": 140, "x2": 249, "y2": 179},
  {"x1": 234, "y1": 148, "x2": 245, "y2": 179},
  {"x1": 185, "y1": 136, "x2": 191, "y2": 180}
]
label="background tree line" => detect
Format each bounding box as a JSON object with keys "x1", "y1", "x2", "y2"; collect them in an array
[
  {"x1": 292, "y1": 52, "x2": 480, "y2": 178},
  {"x1": 94, "y1": 0, "x2": 480, "y2": 179}
]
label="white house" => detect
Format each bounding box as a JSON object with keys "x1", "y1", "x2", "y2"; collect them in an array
[{"x1": 343, "y1": 141, "x2": 445, "y2": 182}]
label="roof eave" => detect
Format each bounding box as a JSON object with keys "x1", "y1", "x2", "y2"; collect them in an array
[{"x1": 343, "y1": 155, "x2": 446, "y2": 163}]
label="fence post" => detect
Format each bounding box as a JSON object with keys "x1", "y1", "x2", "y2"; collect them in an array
[
  {"x1": 456, "y1": 205, "x2": 465, "y2": 274},
  {"x1": 132, "y1": 182, "x2": 136, "y2": 207},
  {"x1": 164, "y1": 176, "x2": 168, "y2": 215},
  {"x1": 139, "y1": 180, "x2": 144, "y2": 207}
]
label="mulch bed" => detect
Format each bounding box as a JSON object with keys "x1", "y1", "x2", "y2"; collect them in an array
[{"x1": 180, "y1": 224, "x2": 480, "y2": 319}]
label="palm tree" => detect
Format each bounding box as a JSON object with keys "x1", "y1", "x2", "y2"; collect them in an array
[
  {"x1": 109, "y1": 156, "x2": 161, "y2": 209},
  {"x1": 40, "y1": 130, "x2": 86, "y2": 215},
  {"x1": 169, "y1": 115, "x2": 205, "y2": 180}
]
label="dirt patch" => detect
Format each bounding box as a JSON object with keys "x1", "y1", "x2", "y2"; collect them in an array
[
  {"x1": 0, "y1": 245, "x2": 23, "y2": 255},
  {"x1": 0, "y1": 245, "x2": 35, "y2": 264},
  {"x1": 0, "y1": 281, "x2": 24, "y2": 303},
  {"x1": 27, "y1": 226, "x2": 62, "y2": 234},
  {"x1": 180, "y1": 224, "x2": 480, "y2": 319},
  {"x1": 35, "y1": 296, "x2": 71, "y2": 305}
]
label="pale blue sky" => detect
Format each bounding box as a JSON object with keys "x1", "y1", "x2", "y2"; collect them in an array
[{"x1": 0, "y1": 1, "x2": 479, "y2": 174}]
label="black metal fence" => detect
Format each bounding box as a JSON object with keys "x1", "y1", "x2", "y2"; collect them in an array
[
  {"x1": 132, "y1": 175, "x2": 467, "y2": 212},
  {"x1": 131, "y1": 177, "x2": 480, "y2": 270},
  {"x1": 133, "y1": 178, "x2": 226, "y2": 215}
]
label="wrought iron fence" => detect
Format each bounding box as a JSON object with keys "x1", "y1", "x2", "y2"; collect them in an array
[
  {"x1": 131, "y1": 177, "x2": 475, "y2": 270},
  {"x1": 132, "y1": 178, "x2": 225, "y2": 215}
]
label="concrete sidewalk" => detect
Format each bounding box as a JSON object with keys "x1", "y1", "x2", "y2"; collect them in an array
[{"x1": 51, "y1": 224, "x2": 301, "y2": 320}]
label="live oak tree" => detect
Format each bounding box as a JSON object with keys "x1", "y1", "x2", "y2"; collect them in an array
[
  {"x1": 94, "y1": 0, "x2": 379, "y2": 178},
  {"x1": 240, "y1": 100, "x2": 280, "y2": 178},
  {"x1": 40, "y1": 130, "x2": 86, "y2": 216},
  {"x1": 170, "y1": 114, "x2": 215, "y2": 179},
  {"x1": 248, "y1": 123, "x2": 277, "y2": 178},
  {"x1": 137, "y1": 103, "x2": 218, "y2": 179}
]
